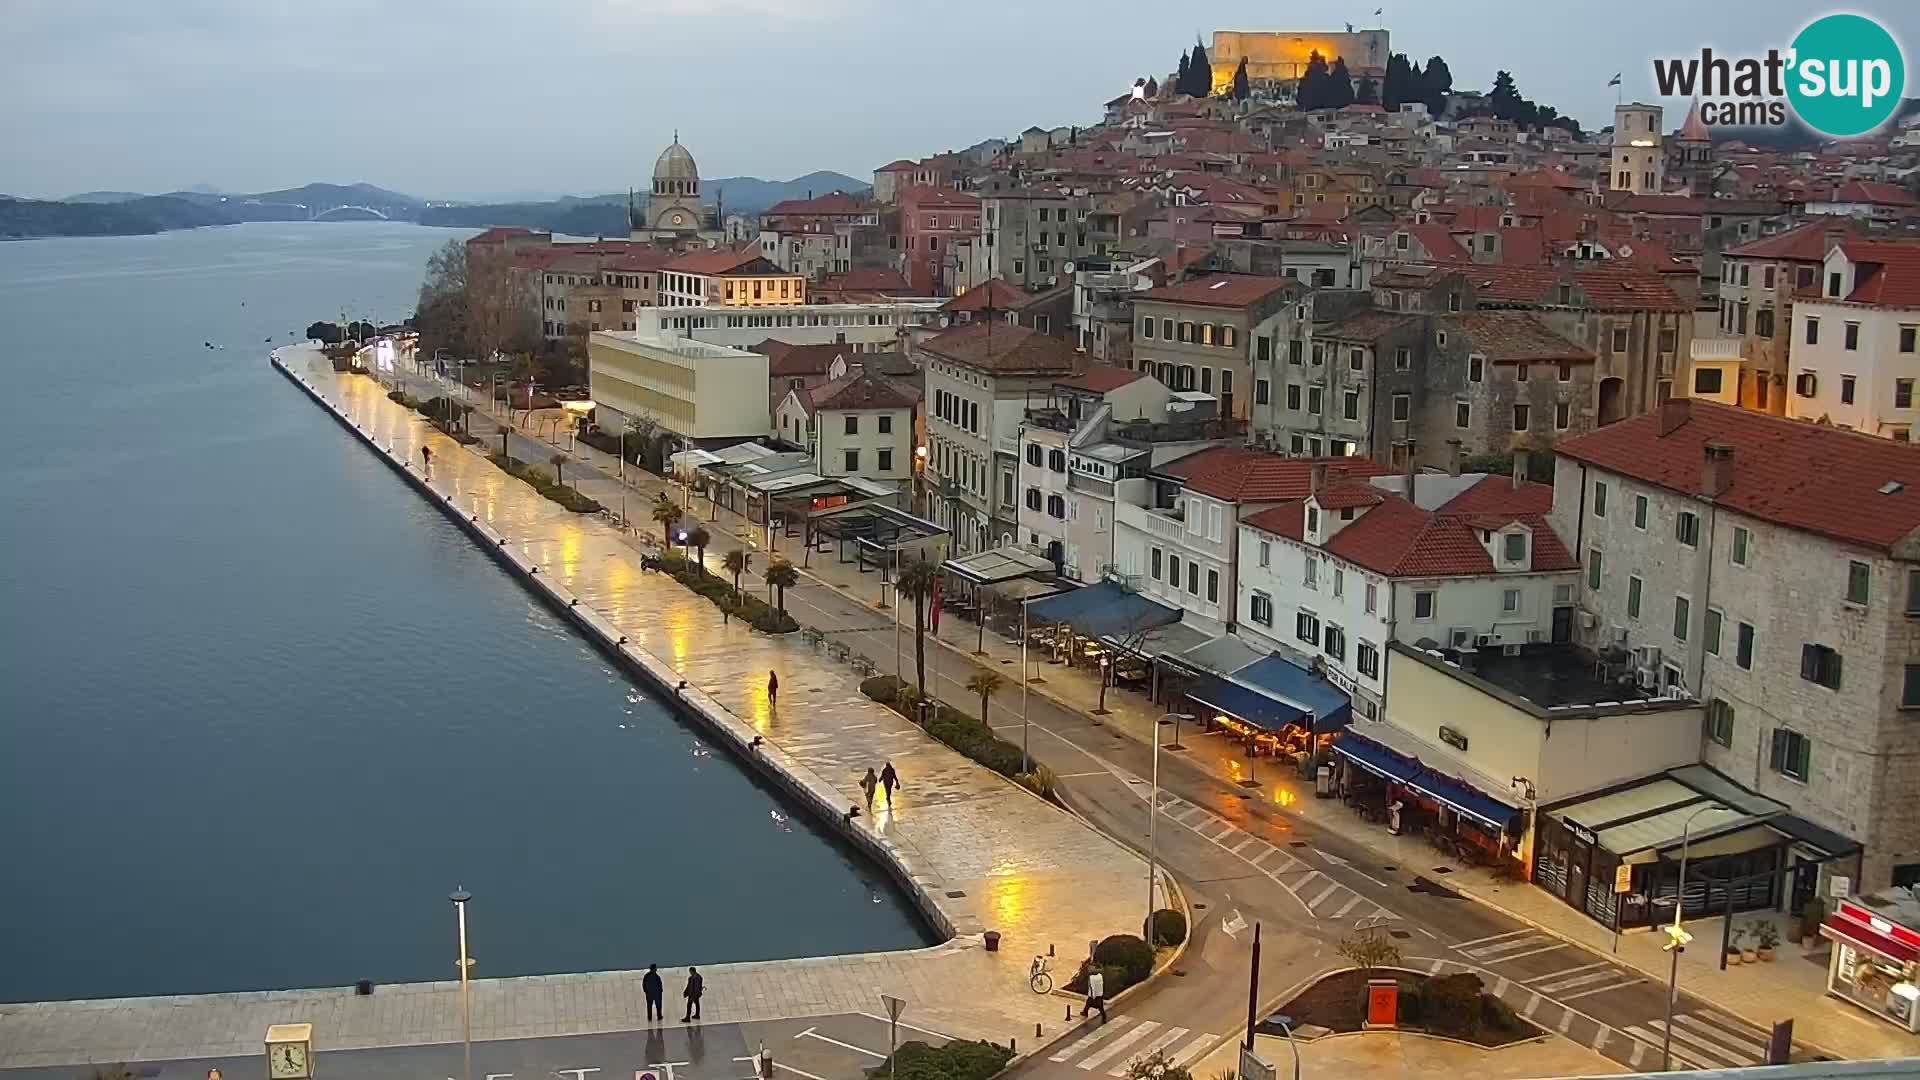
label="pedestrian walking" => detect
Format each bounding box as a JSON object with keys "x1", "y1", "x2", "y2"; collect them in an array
[
  {"x1": 879, "y1": 761, "x2": 900, "y2": 805},
  {"x1": 860, "y1": 767, "x2": 879, "y2": 808},
  {"x1": 421, "y1": 445, "x2": 432, "y2": 472},
  {"x1": 1081, "y1": 969, "x2": 1107, "y2": 1023},
  {"x1": 682, "y1": 966, "x2": 705, "y2": 1022},
  {"x1": 642, "y1": 963, "x2": 665, "y2": 1022},
  {"x1": 767, "y1": 670, "x2": 779, "y2": 711}
]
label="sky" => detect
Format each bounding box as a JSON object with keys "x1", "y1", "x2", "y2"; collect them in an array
[{"x1": 3, "y1": 0, "x2": 1917, "y2": 202}]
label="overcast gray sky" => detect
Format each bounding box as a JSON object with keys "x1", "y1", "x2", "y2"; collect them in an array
[{"x1": 3, "y1": 0, "x2": 1914, "y2": 201}]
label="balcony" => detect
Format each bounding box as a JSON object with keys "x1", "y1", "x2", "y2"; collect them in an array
[
  {"x1": 1117, "y1": 500, "x2": 1189, "y2": 543},
  {"x1": 1690, "y1": 337, "x2": 1743, "y2": 361}
]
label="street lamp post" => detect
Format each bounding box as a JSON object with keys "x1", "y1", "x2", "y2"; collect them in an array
[
  {"x1": 1661, "y1": 803, "x2": 1725, "y2": 1071},
  {"x1": 1146, "y1": 715, "x2": 1190, "y2": 936},
  {"x1": 1268, "y1": 1015, "x2": 1303, "y2": 1080},
  {"x1": 449, "y1": 888, "x2": 474, "y2": 1080},
  {"x1": 1019, "y1": 598, "x2": 1030, "y2": 774}
]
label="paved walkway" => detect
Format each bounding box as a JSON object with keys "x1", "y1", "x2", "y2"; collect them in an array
[
  {"x1": 0, "y1": 348, "x2": 1149, "y2": 1069},
  {"x1": 434, "y1": 372, "x2": 1920, "y2": 1065},
  {"x1": 1187, "y1": 1029, "x2": 1625, "y2": 1080}
]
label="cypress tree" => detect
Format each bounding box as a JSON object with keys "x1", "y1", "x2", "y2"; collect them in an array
[
  {"x1": 1232, "y1": 57, "x2": 1251, "y2": 101},
  {"x1": 1188, "y1": 37, "x2": 1212, "y2": 96}
]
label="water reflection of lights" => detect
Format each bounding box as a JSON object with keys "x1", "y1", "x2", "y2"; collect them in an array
[{"x1": 983, "y1": 873, "x2": 1031, "y2": 930}]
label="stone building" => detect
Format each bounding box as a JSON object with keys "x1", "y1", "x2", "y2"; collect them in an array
[{"x1": 1550, "y1": 398, "x2": 1920, "y2": 891}]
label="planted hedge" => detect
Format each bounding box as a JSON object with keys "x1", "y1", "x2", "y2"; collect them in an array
[
  {"x1": 870, "y1": 1040, "x2": 1012, "y2": 1080},
  {"x1": 857, "y1": 674, "x2": 1055, "y2": 798},
  {"x1": 655, "y1": 553, "x2": 798, "y2": 634},
  {"x1": 491, "y1": 454, "x2": 602, "y2": 514}
]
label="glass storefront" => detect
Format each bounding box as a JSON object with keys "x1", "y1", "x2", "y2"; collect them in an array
[
  {"x1": 1822, "y1": 898, "x2": 1920, "y2": 1033},
  {"x1": 1828, "y1": 943, "x2": 1919, "y2": 1031}
]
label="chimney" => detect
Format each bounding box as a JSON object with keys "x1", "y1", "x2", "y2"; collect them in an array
[
  {"x1": 1512, "y1": 447, "x2": 1530, "y2": 489},
  {"x1": 1310, "y1": 462, "x2": 1329, "y2": 495},
  {"x1": 1657, "y1": 396, "x2": 1692, "y2": 437},
  {"x1": 1446, "y1": 438, "x2": 1463, "y2": 477},
  {"x1": 1702, "y1": 442, "x2": 1735, "y2": 497}
]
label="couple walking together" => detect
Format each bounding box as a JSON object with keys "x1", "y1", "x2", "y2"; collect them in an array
[{"x1": 641, "y1": 964, "x2": 704, "y2": 1023}]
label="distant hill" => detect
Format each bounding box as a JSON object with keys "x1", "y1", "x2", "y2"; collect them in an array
[
  {"x1": 63, "y1": 190, "x2": 149, "y2": 204},
  {"x1": 418, "y1": 171, "x2": 870, "y2": 235},
  {"x1": 161, "y1": 182, "x2": 424, "y2": 222},
  {"x1": 0, "y1": 195, "x2": 236, "y2": 239}
]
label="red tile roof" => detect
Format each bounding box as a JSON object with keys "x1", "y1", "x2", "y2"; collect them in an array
[
  {"x1": 1840, "y1": 241, "x2": 1920, "y2": 307},
  {"x1": 897, "y1": 185, "x2": 980, "y2": 210},
  {"x1": 1138, "y1": 273, "x2": 1294, "y2": 309},
  {"x1": 1437, "y1": 262, "x2": 1692, "y2": 312},
  {"x1": 1439, "y1": 474, "x2": 1556, "y2": 516},
  {"x1": 1829, "y1": 180, "x2": 1919, "y2": 207},
  {"x1": 1725, "y1": 219, "x2": 1859, "y2": 261},
  {"x1": 1163, "y1": 450, "x2": 1392, "y2": 503},
  {"x1": 876, "y1": 159, "x2": 917, "y2": 172},
  {"x1": 663, "y1": 247, "x2": 766, "y2": 274},
  {"x1": 944, "y1": 278, "x2": 1026, "y2": 313},
  {"x1": 812, "y1": 370, "x2": 919, "y2": 412},
  {"x1": 919, "y1": 321, "x2": 1080, "y2": 374},
  {"x1": 1555, "y1": 399, "x2": 1920, "y2": 552},
  {"x1": 1321, "y1": 311, "x2": 1418, "y2": 343},
  {"x1": 1058, "y1": 365, "x2": 1146, "y2": 393},
  {"x1": 1438, "y1": 312, "x2": 1594, "y2": 363}
]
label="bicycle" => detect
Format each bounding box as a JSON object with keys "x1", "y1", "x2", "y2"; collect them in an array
[{"x1": 1029, "y1": 954, "x2": 1053, "y2": 995}]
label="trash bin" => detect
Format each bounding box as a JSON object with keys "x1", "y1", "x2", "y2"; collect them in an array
[
  {"x1": 1315, "y1": 763, "x2": 1335, "y2": 798},
  {"x1": 983, "y1": 930, "x2": 1001, "y2": 952}
]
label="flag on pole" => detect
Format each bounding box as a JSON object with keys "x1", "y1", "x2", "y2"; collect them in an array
[
  {"x1": 1374, "y1": 7, "x2": 1383, "y2": 14},
  {"x1": 1607, "y1": 72, "x2": 1623, "y2": 87}
]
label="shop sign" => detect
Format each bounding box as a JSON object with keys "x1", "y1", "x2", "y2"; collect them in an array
[
  {"x1": 1438, "y1": 725, "x2": 1470, "y2": 752},
  {"x1": 1615, "y1": 864, "x2": 1634, "y2": 894},
  {"x1": 1566, "y1": 821, "x2": 1596, "y2": 846},
  {"x1": 1832, "y1": 875, "x2": 1853, "y2": 899}
]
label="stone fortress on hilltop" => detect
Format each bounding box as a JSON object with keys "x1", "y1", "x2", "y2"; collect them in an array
[{"x1": 1208, "y1": 27, "x2": 1390, "y2": 94}]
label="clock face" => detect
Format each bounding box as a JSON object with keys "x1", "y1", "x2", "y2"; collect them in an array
[
  {"x1": 669, "y1": 211, "x2": 689, "y2": 226},
  {"x1": 269, "y1": 1043, "x2": 308, "y2": 1079}
]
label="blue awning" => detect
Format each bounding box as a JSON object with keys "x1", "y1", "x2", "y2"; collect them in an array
[
  {"x1": 1235, "y1": 655, "x2": 1353, "y2": 734},
  {"x1": 1024, "y1": 581, "x2": 1182, "y2": 641},
  {"x1": 1333, "y1": 728, "x2": 1520, "y2": 832},
  {"x1": 1169, "y1": 664, "x2": 1309, "y2": 732}
]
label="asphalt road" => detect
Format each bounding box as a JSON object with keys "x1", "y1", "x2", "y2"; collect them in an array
[{"x1": 756, "y1": 562, "x2": 1803, "y2": 1078}]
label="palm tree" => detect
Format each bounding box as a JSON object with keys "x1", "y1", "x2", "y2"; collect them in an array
[
  {"x1": 894, "y1": 556, "x2": 938, "y2": 698},
  {"x1": 765, "y1": 557, "x2": 799, "y2": 616},
  {"x1": 550, "y1": 452, "x2": 568, "y2": 488},
  {"x1": 965, "y1": 669, "x2": 1006, "y2": 724},
  {"x1": 722, "y1": 549, "x2": 750, "y2": 596},
  {"x1": 686, "y1": 525, "x2": 712, "y2": 572},
  {"x1": 650, "y1": 492, "x2": 682, "y2": 546}
]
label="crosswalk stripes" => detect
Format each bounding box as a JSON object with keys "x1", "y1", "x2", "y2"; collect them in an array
[
  {"x1": 1147, "y1": 793, "x2": 1398, "y2": 925},
  {"x1": 1076, "y1": 1020, "x2": 1160, "y2": 1071},
  {"x1": 1623, "y1": 1012, "x2": 1770, "y2": 1071},
  {"x1": 1046, "y1": 1017, "x2": 1228, "y2": 1074},
  {"x1": 1456, "y1": 929, "x2": 1566, "y2": 963}
]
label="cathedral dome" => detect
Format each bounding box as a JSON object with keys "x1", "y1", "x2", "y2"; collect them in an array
[{"x1": 654, "y1": 138, "x2": 699, "y2": 182}]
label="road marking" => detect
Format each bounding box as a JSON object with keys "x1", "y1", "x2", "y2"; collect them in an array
[
  {"x1": 1454, "y1": 929, "x2": 1532, "y2": 950},
  {"x1": 1522, "y1": 993, "x2": 1544, "y2": 1019},
  {"x1": 854, "y1": 1012, "x2": 956, "y2": 1042},
  {"x1": 1287, "y1": 869, "x2": 1324, "y2": 892},
  {"x1": 1488, "y1": 942, "x2": 1568, "y2": 962},
  {"x1": 1111, "y1": 1026, "x2": 1191, "y2": 1075},
  {"x1": 733, "y1": 1059, "x2": 827, "y2": 1080},
  {"x1": 1167, "y1": 1031, "x2": 1226, "y2": 1070},
  {"x1": 1049, "y1": 1019, "x2": 1134, "y2": 1063},
  {"x1": 796, "y1": 1028, "x2": 886, "y2": 1059},
  {"x1": 1308, "y1": 883, "x2": 1342, "y2": 909},
  {"x1": 1624, "y1": 1024, "x2": 1714, "y2": 1071},
  {"x1": 1557, "y1": 977, "x2": 1645, "y2": 1002},
  {"x1": 1528, "y1": 961, "x2": 1612, "y2": 985},
  {"x1": 1254, "y1": 847, "x2": 1295, "y2": 871},
  {"x1": 1557, "y1": 1008, "x2": 1576, "y2": 1035},
  {"x1": 1230, "y1": 837, "x2": 1259, "y2": 856},
  {"x1": 1590, "y1": 1026, "x2": 1609, "y2": 1051},
  {"x1": 1533, "y1": 968, "x2": 1629, "y2": 994},
  {"x1": 1463, "y1": 935, "x2": 1556, "y2": 959},
  {"x1": 1491, "y1": 976, "x2": 1510, "y2": 998},
  {"x1": 1627, "y1": 1039, "x2": 1648, "y2": 1069},
  {"x1": 1078, "y1": 1021, "x2": 1161, "y2": 1071},
  {"x1": 1330, "y1": 895, "x2": 1363, "y2": 919},
  {"x1": 1674, "y1": 1013, "x2": 1766, "y2": 1060},
  {"x1": 1641, "y1": 1020, "x2": 1742, "y2": 1069}
]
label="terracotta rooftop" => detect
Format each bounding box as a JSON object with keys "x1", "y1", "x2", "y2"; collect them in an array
[
  {"x1": 1839, "y1": 240, "x2": 1920, "y2": 307},
  {"x1": 1160, "y1": 450, "x2": 1391, "y2": 503},
  {"x1": 811, "y1": 370, "x2": 919, "y2": 412},
  {"x1": 919, "y1": 321, "x2": 1080, "y2": 375},
  {"x1": 1436, "y1": 262, "x2": 1693, "y2": 312},
  {"x1": 944, "y1": 278, "x2": 1027, "y2": 313},
  {"x1": 1725, "y1": 220, "x2": 1859, "y2": 261},
  {"x1": 1828, "y1": 180, "x2": 1919, "y2": 208},
  {"x1": 1058, "y1": 365, "x2": 1147, "y2": 393},
  {"x1": 1438, "y1": 312, "x2": 1594, "y2": 363},
  {"x1": 1556, "y1": 399, "x2": 1920, "y2": 552},
  {"x1": 1320, "y1": 311, "x2": 1418, "y2": 343},
  {"x1": 1139, "y1": 273, "x2": 1294, "y2": 309},
  {"x1": 663, "y1": 247, "x2": 769, "y2": 274}
]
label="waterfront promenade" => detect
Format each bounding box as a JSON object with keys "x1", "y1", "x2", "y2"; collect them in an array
[{"x1": 0, "y1": 346, "x2": 1151, "y2": 1069}]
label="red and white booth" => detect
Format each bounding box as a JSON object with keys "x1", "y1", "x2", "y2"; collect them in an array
[{"x1": 1820, "y1": 893, "x2": 1920, "y2": 1032}]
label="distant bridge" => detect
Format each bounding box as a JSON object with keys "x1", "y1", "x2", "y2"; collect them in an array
[{"x1": 310, "y1": 205, "x2": 391, "y2": 221}]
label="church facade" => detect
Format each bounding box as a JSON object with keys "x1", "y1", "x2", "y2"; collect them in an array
[{"x1": 629, "y1": 135, "x2": 727, "y2": 247}]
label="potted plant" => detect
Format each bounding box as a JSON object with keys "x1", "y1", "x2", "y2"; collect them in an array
[
  {"x1": 1800, "y1": 897, "x2": 1828, "y2": 946},
  {"x1": 1741, "y1": 927, "x2": 1761, "y2": 965},
  {"x1": 1726, "y1": 926, "x2": 1746, "y2": 965},
  {"x1": 1753, "y1": 920, "x2": 1780, "y2": 962}
]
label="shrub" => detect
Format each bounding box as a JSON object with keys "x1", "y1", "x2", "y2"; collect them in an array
[
  {"x1": 1424, "y1": 972, "x2": 1485, "y2": 1036},
  {"x1": 1336, "y1": 927, "x2": 1401, "y2": 973},
  {"x1": 1016, "y1": 763, "x2": 1056, "y2": 799},
  {"x1": 1094, "y1": 934, "x2": 1155, "y2": 989},
  {"x1": 1124, "y1": 1050, "x2": 1193, "y2": 1080},
  {"x1": 488, "y1": 454, "x2": 602, "y2": 514},
  {"x1": 873, "y1": 1040, "x2": 1012, "y2": 1080},
  {"x1": 861, "y1": 674, "x2": 907, "y2": 702},
  {"x1": 1480, "y1": 991, "x2": 1523, "y2": 1032},
  {"x1": 1149, "y1": 908, "x2": 1187, "y2": 948}
]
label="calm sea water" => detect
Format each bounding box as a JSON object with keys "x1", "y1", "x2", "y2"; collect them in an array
[{"x1": 0, "y1": 222, "x2": 929, "y2": 1004}]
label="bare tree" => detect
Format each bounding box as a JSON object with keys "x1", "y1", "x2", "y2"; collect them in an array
[
  {"x1": 465, "y1": 243, "x2": 538, "y2": 367},
  {"x1": 1096, "y1": 589, "x2": 1164, "y2": 715}
]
